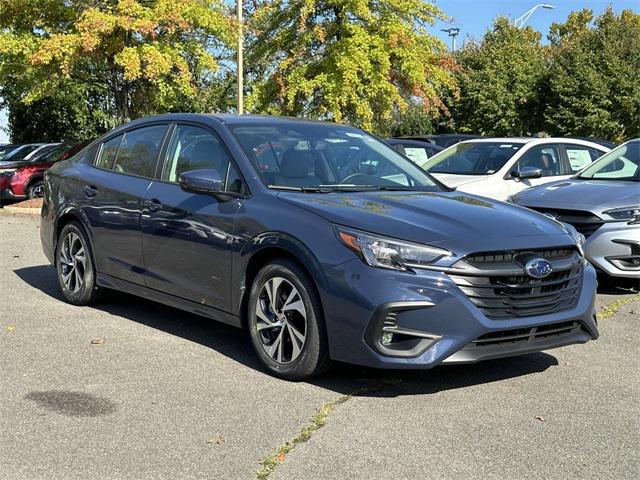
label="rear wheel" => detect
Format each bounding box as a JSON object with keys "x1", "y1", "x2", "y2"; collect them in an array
[
  {"x1": 247, "y1": 260, "x2": 330, "y2": 380},
  {"x1": 55, "y1": 222, "x2": 101, "y2": 305},
  {"x1": 27, "y1": 180, "x2": 44, "y2": 199}
]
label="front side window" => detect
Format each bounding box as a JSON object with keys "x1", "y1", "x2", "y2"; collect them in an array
[
  {"x1": 230, "y1": 123, "x2": 442, "y2": 191},
  {"x1": 421, "y1": 142, "x2": 523, "y2": 175},
  {"x1": 516, "y1": 145, "x2": 562, "y2": 177},
  {"x1": 578, "y1": 142, "x2": 640, "y2": 181},
  {"x1": 112, "y1": 125, "x2": 168, "y2": 178},
  {"x1": 163, "y1": 125, "x2": 242, "y2": 192},
  {"x1": 564, "y1": 144, "x2": 603, "y2": 172}
]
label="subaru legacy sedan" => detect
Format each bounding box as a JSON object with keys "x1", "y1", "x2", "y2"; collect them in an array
[
  {"x1": 513, "y1": 139, "x2": 640, "y2": 281},
  {"x1": 41, "y1": 114, "x2": 598, "y2": 380}
]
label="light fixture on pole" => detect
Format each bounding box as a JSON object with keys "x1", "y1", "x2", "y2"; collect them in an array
[
  {"x1": 514, "y1": 4, "x2": 555, "y2": 29},
  {"x1": 441, "y1": 27, "x2": 461, "y2": 51},
  {"x1": 237, "y1": 1, "x2": 243, "y2": 115}
]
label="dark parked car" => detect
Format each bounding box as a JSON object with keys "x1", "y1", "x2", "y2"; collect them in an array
[
  {"x1": 41, "y1": 114, "x2": 598, "y2": 380},
  {"x1": 0, "y1": 144, "x2": 22, "y2": 160},
  {"x1": 401, "y1": 134, "x2": 484, "y2": 149},
  {"x1": 385, "y1": 138, "x2": 444, "y2": 163}
]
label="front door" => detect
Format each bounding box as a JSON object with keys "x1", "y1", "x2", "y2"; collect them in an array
[
  {"x1": 140, "y1": 124, "x2": 244, "y2": 312},
  {"x1": 507, "y1": 144, "x2": 567, "y2": 196}
]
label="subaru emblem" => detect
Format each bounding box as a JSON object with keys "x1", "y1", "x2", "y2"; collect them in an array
[{"x1": 525, "y1": 258, "x2": 553, "y2": 279}]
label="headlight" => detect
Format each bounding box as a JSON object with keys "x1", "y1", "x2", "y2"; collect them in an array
[
  {"x1": 562, "y1": 223, "x2": 586, "y2": 256},
  {"x1": 335, "y1": 226, "x2": 451, "y2": 271},
  {"x1": 603, "y1": 206, "x2": 640, "y2": 225}
]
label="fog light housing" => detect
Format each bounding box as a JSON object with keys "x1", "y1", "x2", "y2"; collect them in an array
[{"x1": 381, "y1": 331, "x2": 394, "y2": 345}]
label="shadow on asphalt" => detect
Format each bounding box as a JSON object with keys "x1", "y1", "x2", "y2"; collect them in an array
[
  {"x1": 14, "y1": 264, "x2": 577, "y2": 397},
  {"x1": 596, "y1": 273, "x2": 639, "y2": 295}
]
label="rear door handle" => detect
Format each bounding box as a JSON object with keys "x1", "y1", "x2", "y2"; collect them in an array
[
  {"x1": 84, "y1": 185, "x2": 98, "y2": 197},
  {"x1": 144, "y1": 198, "x2": 162, "y2": 213}
]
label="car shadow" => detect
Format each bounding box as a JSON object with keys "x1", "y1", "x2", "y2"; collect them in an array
[
  {"x1": 597, "y1": 273, "x2": 639, "y2": 295},
  {"x1": 14, "y1": 264, "x2": 560, "y2": 397}
]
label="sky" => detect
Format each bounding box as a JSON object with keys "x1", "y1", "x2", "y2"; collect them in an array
[{"x1": 0, "y1": 0, "x2": 638, "y2": 143}]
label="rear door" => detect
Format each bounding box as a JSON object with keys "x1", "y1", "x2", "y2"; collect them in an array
[
  {"x1": 82, "y1": 123, "x2": 169, "y2": 284},
  {"x1": 140, "y1": 123, "x2": 246, "y2": 312},
  {"x1": 561, "y1": 143, "x2": 605, "y2": 174}
]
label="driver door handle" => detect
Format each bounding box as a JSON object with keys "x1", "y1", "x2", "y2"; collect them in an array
[{"x1": 144, "y1": 198, "x2": 162, "y2": 213}]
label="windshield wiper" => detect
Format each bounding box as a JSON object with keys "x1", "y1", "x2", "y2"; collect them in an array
[{"x1": 268, "y1": 185, "x2": 333, "y2": 193}]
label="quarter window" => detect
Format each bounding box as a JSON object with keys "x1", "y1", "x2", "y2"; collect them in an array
[
  {"x1": 516, "y1": 145, "x2": 562, "y2": 177},
  {"x1": 163, "y1": 125, "x2": 239, "y2": 191},
  {"x1": 96, "y1": 134, "x2": 123, "y2": 170},
  {"x1": 112, "y1": 125, "x2": 168, "y2": 178}
]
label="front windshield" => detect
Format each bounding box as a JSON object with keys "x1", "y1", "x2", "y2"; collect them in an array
[
  {"x1": 419, "y1": 142, "x2": 523, "y2": 175},
  {"x1": 578, "y1": 141, "x2": 639, "y2": 181},
  {"x1": 229, "y1": 122, "x2": 443, "y2": 192}
]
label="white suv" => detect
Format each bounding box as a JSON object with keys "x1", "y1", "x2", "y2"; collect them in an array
[{"x1": 417, "y1": 138, "x2": 610, "y2": 201}]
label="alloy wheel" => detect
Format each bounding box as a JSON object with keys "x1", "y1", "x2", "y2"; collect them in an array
[
  {"x1": 255, "y1": 276, "x2": 307, "y2": 364},
  {"x1": 59, "y1": 232, "x2": 86, "y2": 294}
]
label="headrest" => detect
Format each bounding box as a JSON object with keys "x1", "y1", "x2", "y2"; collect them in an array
[{"x1": 281, "y1": 149, "x2": 312, "y2": 178}]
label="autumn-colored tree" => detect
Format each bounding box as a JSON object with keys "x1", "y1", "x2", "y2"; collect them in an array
[
  {"x1": 0, "y1": 0, "x2": 236, "y2": 127},
  {"x1": 449, "y1": 17, "x2": 547, "y2": 136},
  {"x1": 543, "y1": 8, "x2": 640, "y2": 142},
  {"x1": 246, "y1": 0, "x2": 457, "y2": 134}
]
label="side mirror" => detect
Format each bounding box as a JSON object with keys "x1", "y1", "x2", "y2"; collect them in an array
[
  {"x1": 512, "y1": 166, "x2": 543, "y2": 180},
  {"x1": 178, "y1": 169, "x2": 224, "y2": 195}
]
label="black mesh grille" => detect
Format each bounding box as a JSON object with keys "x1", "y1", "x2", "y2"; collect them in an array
[{"x1": 529, "y1": 208, "x2": 604, "y2": 238}]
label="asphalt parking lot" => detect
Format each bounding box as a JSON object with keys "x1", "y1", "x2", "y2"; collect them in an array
[{"x1": 1, "y1": 212, "x2": 638, "y2": 480}]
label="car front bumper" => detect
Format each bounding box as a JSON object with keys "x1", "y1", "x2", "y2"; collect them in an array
[
  {"x1": 322, "y1": 258, "x2": 598, "y2": 369},
  {"x1": 584, "y1": 223, "x2": 640, "y2": 279}
]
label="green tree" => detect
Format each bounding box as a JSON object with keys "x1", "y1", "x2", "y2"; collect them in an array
[
  {"x1": 543, "y1": 8, "x2": 640, "y2": 142},
  {"x1": 450, "y1": 17, "x2": 547, "y2": 136},
  {"x1": 0, "y1": 0, "x2": 236, "y2": 127},
  {"x1": 246, "y1": 0, "x2": 456, "y2": 134}
]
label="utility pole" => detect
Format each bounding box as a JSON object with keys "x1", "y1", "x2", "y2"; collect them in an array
[
  {"x1": 514, "y1": 4, "x2": 555, "y2": 28},
  {"x1": 441, "y1": 27, "x2": 461, "y2": 52},
  {"x1": 237, "y1": 1, "x2": 243, "y2": 115}
]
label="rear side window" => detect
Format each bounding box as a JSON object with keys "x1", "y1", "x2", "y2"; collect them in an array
[
  {"x1": 516, "y1": 145, "x2": 562, "y2": 177},
  {"x1": 112, "y1": 125, "x2": 168, "y2": 178},
  {"x1": 163, "y1": 125, "x2": 234, "y2": 185},
  {"x1": 564, "y1": 144, "x2": 603, "y2": 172},
  {"x1": 96, "y1": 135, "x2": 123, "y2": 169}
]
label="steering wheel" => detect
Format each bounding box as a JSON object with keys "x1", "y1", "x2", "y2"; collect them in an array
[
  {"x1": 339, "y1": 173, "x2": 370, "y2": 184},
  {"x1": 338, "y1": 149, "x2": 368, "y2": 181}
]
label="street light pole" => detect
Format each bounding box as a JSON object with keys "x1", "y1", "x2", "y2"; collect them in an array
[
  {"x1": 514, "y1": 4, "x2": 555, "y2": 29},
  {"x1": 441, "y1": 27, "x2": 461, "y2": 52},
  {"x1": 237, "y1": 1, "x2": 243, "y2": 115}
]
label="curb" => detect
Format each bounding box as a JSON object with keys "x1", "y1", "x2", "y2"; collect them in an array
[{"x1": 0, "y1": 206, "x2": 41, "y2": 216}]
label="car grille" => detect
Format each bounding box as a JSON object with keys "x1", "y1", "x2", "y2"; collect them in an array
[
  {"x1": 449, "y1": 247, "x2": 582, "y2": 320},
  {"x1": 529, "y1": 207, "x2": 604, "y2": 238},
  {"x1": 470, "y1": 321, "x2": 584, "y2": 347}
]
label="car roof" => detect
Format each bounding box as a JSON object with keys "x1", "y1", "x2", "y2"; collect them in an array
[
  {"x1": 386, "y1": 138, "x2": 444, "y2": 149},
  {"x1": 454, "y1": 137, "x2": 610, "y2": 149}
]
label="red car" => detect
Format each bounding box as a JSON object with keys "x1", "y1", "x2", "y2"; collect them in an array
[{"x1": 0, "y1": 142, "x2": 89, "y2": 203}]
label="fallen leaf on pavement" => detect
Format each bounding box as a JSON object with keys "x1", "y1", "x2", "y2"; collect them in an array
[
  {"x1": 91, "y1": 339, "x2": 106, "y2": 345},
  {"x1": 7, "y1": 324, "x2": 15, "y2": 332},
  {"x1": 276, "y1": 453, "x2": 286, "y2": 462},
  {"x1": 206, "y1": 436, "x2": 225, "y2": 445},
  {"x1": 535, "y1": 416, "x2": 545, "y2": 422}
]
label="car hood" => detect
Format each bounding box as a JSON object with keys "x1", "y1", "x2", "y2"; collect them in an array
[
  {"x1": 513, "y1": 178, "x2": 639, "y2": 215},
  {"x1": 278, "y1": 190, "x2": 574, "y2": 260},
  {"x1": 430, "y1": 173, "x2": 490, "y2": 188},
  {"x1": 0, "y1": 159, "x2": 29, "y2": 170}
]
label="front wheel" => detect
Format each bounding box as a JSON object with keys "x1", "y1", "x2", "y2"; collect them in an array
[
  {"x1": 247, "y1": 260, "x2": 330, "y2": 380},
  {"x1": 55, "y1": 222, "x2": 101, "y2": 305}
]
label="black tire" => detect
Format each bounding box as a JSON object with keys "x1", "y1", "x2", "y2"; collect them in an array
[
  {"x1": 55, "y1": 221, "x2": 101, "y2": 305},
  {"x1": 27, "y1": 180, "x2": 44, "y2": 199},
  {"x1": 247, "y1": 259, "x2": 330, "y2": 380}
]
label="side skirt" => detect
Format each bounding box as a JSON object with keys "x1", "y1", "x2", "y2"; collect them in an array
[{"x1": 96, "y1": 273, "x2": 242, "y2": 328}]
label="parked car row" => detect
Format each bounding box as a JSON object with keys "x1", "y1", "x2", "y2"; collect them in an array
[
  {"x1": 41, "y1": 113, "x2": 627, "y2": 381},
  {"x1": 0, "y1": 141, "x2": 90, "y2": 203}
]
